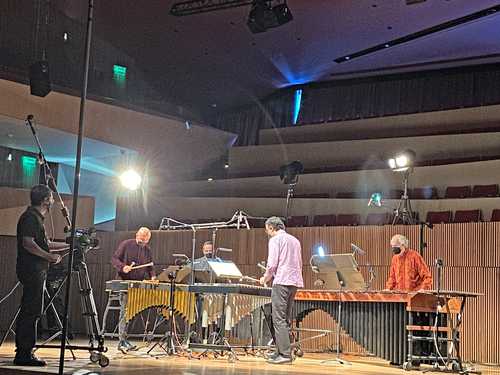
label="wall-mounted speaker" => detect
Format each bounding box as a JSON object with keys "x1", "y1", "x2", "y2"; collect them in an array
[{"x1": 29, "y1": 60, "x2": 51, "y2": 97}]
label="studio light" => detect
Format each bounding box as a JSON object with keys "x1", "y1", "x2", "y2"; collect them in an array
[
  {"x1": 279, "y1": 160, "x2": 303, "y2": 185},
  {"x1": 247, "y1": 0, "x2": 293, "y2": 34},
  {"x1": 387, "y1": 149, "x2": 416, "y2": 172},
  {"x1": 120, "y1": 169, "x2": 142, "y2": 190}
]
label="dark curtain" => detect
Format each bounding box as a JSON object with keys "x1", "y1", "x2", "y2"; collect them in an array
[
  {"x1": 213, "y1": 90, "x2": 295, "y2": 146},
  {"x1": 214, "y1": 63, "x2": 500, "y2": 146}
]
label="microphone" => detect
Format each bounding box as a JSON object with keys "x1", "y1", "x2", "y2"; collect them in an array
[
  {"x1": 435, "y1": 258, "x2": 443, "y2": 267},
  {"x1": 257, "y1": 261, "x2": 266, "y2": 272},
  {"x1": 351, "y1": 243, "x2": 366, "y2": 256},
  {"x1": 26, "y1": 114, "x2": 34, "y2": 122},
  {"x1": 217, "y1": 247, "x2": 232, "y2": 253}
]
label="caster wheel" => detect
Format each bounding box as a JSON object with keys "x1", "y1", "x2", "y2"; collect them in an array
[
  {"x1": 228, "y1": 354, "x2": 236, "y2": 363},
  {"x1": 451, "y1": 361, "x2": 461, "y2": 372},
  {"x1": 99, "y1": 355, "x2": 110, "y2": 367},
  {"x1": 295, "y1": 348, "x2": 304, "y2": 358},
  {"x1": 403, "y1": 361, "x2": 412, "y2": 371},
  {"x1": 89, "y1": 351, "x2": 100, "y2": 363},
  {"x1": 433, "y1": 362, "x2": 440, "y2": 370}
]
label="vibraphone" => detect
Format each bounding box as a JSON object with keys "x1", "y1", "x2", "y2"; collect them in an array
[
  {"x1": 293, "y1": 289, "x2": 480, "y2": 367},
  {"x1": 186, "y1": 283, "x2": 272, "y2": 352},
  {"x1": 101, "y1": 280, "x2": 196, "y2": 339}
]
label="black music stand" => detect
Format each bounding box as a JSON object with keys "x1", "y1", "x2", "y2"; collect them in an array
[
  {"x1": 311, "y1": 253, "x2": 366, "y2": 365},
  {"x1": 148, "y1": 266, "x2": 182, "y2": 356}
]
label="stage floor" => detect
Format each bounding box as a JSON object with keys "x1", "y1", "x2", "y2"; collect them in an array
[{"x1": 0, "y1": 340, "x2": 498, "y2": 375}]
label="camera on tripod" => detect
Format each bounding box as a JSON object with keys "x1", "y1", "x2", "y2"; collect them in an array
[{"x1": 65, "y1": 228, "x2": 99, "y2": 270}]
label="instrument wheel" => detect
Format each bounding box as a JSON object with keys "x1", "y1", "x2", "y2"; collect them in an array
[
  {"x1": 451, "y1": 360, "x2": 461, "y2": 372},
  {"x1": 403, "y1": 361, "x2": 412, "y2": 371},
  {"x1": 295, "y1": 348, "x2": 304, "y2": 357},
  {"x1": 98, "y1": 354, "x2": 110, "y2": 367},
  {"x1": 89, "y1": 351, "x2": 100, "y2": 363},
  {"x1": 227, "y1": 353, "x2": 237, "y2": 363}
]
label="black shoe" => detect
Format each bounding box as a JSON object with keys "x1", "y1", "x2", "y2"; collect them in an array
[
  {"x1": 267, "y1": 355, "x2": 293, "y2": 365},
  {"x1": 13, "y1": 354, "x2": 47, "y2": 367}
]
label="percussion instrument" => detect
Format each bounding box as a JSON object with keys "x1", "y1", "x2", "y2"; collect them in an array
[
  {"x1": 293, "y1": 289, "x2": 481, "y2": 365},
  {"x1": 104, "y1": 280, "x2": 196, "y2": 324}
]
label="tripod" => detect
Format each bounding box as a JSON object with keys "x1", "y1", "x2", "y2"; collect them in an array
[
  {"x1": 0, "y1": 280, "x2": 74, "y2": 358},
  {"x1": 393, "y1": 169, "x2": 415, "y2": 225},
  {"x1": 38, "y1": 250, "x2": 108, "y2": 366}
]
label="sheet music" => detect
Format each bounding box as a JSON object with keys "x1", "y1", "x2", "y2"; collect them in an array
[{"x1": 207, "y1": 260, "x2": 243, "y2": 279}]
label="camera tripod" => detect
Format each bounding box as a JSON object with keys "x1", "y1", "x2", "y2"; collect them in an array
[{"x1": 1, "y1": 253, "x2": 109, "y2": 366}]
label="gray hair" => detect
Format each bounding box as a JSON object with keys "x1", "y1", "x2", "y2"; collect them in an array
[
  {"x1": 391, "y1": 234, "x2": 409, "y2": 247},
  {"x1": 265, "y1": 216, "x2": 285, "y2": 230}
]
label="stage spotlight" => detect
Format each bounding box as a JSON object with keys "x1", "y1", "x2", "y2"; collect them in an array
[
  {"x1": 120, "y1": 169, "x2": 142, "y2": 190},
  {"x1": 387, "y1": 149, "x2": 416, "y2": 172},
  {"x1": 247, "y1": 0, "x2": 293, "y2": 34},
  {"x1": 368, "y1": 192, "x2": 383, "y2": 207},
  {"x1": 279, "y1": 160, "x2": 303, "y2": 185}
]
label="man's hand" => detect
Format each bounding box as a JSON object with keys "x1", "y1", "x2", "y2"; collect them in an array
[
  {"x1": 259, "y1": 276, "x2": 266, "y2": 286},
  {"x1": 47, "y1": 253, "x2": 62, "y2": 264},
  {"x1": 122, "y1": 265, "x2": 133, "y2": 274}
]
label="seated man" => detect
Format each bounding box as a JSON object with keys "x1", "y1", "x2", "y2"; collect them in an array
[{"x1": 111, "y1": 227, "x2": 155, "y2": 352}]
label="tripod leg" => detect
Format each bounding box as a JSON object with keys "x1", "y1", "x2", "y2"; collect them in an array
[{"x1": 0, "y1": 306, "x2": 21, "y2": 347}]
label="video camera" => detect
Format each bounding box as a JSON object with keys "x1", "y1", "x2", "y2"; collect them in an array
[{"x1": 65, "y1": 228, "x2": 100, "y2": 270}]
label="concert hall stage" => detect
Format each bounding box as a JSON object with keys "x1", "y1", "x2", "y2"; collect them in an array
[{"x1": 0, "y1": 340, "x2": 497, "y2": 375}]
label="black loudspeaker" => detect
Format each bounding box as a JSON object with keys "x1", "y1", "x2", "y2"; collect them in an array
[
  {"x1": 29, "y1": 60, "x2": 51, "y2": 97},
  {"x1": 273, "y1": 3, "x2": 293, "y2": 25}
]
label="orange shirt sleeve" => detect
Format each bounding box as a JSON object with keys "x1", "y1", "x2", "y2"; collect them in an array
[
  {"x1": 386, "y1": 258, "x2": 397, "y2": 290},
  {"x1": 416, "y1": 253, "x2": 433, "y2": 290}
]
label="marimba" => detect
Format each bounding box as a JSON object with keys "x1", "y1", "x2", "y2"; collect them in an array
[
  {"x1": 101, "y1": 280, "x2": 196, "y2": 339},
  {"x1": 293, "y1": 289, "x2": 480, "y2": 366}
]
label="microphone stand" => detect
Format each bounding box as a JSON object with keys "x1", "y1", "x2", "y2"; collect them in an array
[{"x1": 25, "y1": 115, "x2": 72, "y2": 231}]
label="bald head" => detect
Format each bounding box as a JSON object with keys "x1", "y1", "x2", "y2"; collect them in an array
[{"x1": 136, "y1": 227, "x2": 151, "y2": 245}]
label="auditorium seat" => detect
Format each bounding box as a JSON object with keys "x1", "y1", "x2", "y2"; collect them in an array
[
  {"x1": 387, "y1": 189, "x2": 404, "y2": 199},
  {"x1": 410, "y1": 187, "x2": 438, "y2": 199},
  {"x1": 336, "y1": 214, "x2": 361, "y2": 226},
  {"x1": 365, "y1": 212, "x2": 392, "y2": 226},
  {"x1": 426, "y1": 211, "x2": 452, "y2": 224},
  {"x1": 453, "y1": 210, "x2": 482, "y2": 223},
  {"x1": 336, "y1": 191, "x2": 366, "y2": 199},
  {"x1": 491, "y1": 209, "x2": 500, "y2": 222},
  {"x1": 286, "y1": 216, "x2": 309, "y2": 227},
  {"x1": 471, "y1": 184, "x2": 499, "y2": 198},
  {"x1": 445, "y1": 186, "x2": 471, "y2": 199},
  {"x1": 312, "y1": 214, "x2": 337, "y2": 227}
]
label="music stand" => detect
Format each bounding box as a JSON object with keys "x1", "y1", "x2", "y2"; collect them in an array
[
  {"x1": 148, "y1": 265, "x2": 183, "y2": 356},
  {"x1": 311, "y1": 253, "x2": 366, "y2": 365}
]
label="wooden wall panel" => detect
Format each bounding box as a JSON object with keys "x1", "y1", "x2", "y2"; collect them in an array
[{"x1": 0, "y1": 222, "x2": 498, "y2": 364}]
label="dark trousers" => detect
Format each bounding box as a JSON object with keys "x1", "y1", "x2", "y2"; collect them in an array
[
  {"x1": 271, "y1": 284, "x2": 297, "y2": 358},
  {"x1": 15, "y1": 270, "x2": 46, "y2": 356}
]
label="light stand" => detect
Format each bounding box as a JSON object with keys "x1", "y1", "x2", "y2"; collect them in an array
[
  {"x1": 279, "y1": 161, "x2": 303, "y2": 224},
  {"x1": 392, "y1": 169, "x2": 415, "y2": 225},
  {"x1": 58, "y1": 0, "x2": 95, "y2": 374}
]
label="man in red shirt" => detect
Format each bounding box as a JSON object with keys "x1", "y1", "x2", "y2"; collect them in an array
[{"x1": 386, "y1": 234, "x2": 432, "y2": 291}]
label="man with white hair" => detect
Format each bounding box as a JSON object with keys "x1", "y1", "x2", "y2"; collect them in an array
[
  {"x1": 259, "y1": 216, "x2": 303, "y2": 365},
  {"x1": 386, "y1": 234, "x2": 432, "y2": 291},
  {"x1": 111, "y1": 227, "x2": 155, "y2": 352}
]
